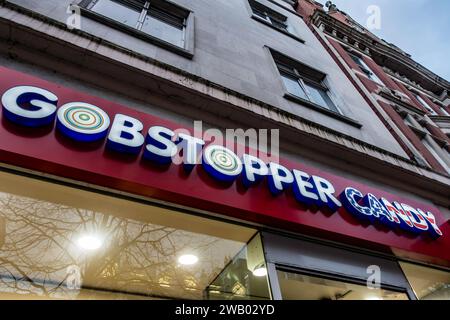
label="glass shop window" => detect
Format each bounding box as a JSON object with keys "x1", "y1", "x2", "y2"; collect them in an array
[
  {"x1": 0, "y1": 170, "x2": 270, "y2": 300},
  {"x1": 276, "y1": 269, "x2": 409, "y2": 300},
  {"x1": 400, "y1": 262, "x2": 450, "y2": 300}
]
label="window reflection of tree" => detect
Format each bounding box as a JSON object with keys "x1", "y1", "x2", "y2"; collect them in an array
[{"x1": 0, "y1": 192, "x2": 241, "y2": 300}]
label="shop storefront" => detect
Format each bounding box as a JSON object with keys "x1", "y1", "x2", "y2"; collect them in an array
[{"x1": 0, "y1": 66, "x2": 449, "y2": 300}]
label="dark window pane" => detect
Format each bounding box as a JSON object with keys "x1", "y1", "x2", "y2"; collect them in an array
[
  {"x1": 270, "y1": 17, "x2": 287, "y2": 30},
  {"x1": 251, "y1": 2, "x2": 288, "y2": 28},
  {"x1": 350, "y1": 54, "x2": 371, "y2": 75},
  {"x1": 281, "y1": 74, "x2": 308, "y2": 100},
  {"x1": 252, "y1": 8, "x2": 268, "y2": 20},
  {"x1": 348, "y1": 53, "x2": 384, "y2": 85},
  {"x1": 148, "y1": 7, "x2": 185, "y2": 29},
  {"x1": 350, "y1": 54, "x2": 364, "y2": 68},
  {"x1": 142, "y1": 8, "x2": 185, "y2": 47},
  {"x1": 304, "y1": 83, "x2": 337, "y2": 111},
  {"x1": 276, "y1": 62, "x2": 296, "y2": 76},
  {"x1": 91, "y1": 0, "x2": 141, "y2": 28}
]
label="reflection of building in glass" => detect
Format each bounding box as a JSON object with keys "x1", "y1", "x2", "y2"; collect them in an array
[{"x1": 0, "y1": 171, "x2": 269, "y2": 300}]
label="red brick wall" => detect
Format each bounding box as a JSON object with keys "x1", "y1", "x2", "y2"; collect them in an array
[
  {"x1": 361, "y1": 57, "x2": 403, "y2": 92},
  {"x1": 392, "y1": 80, "x2": 429, "y2": 113},
  {"x1": 327, "y1": 40, "x2": 403, "y2": 95},
  {"x1": 378, "y1": 101, "x2": 447, "y2": 173},
  {"x1": 328, "y1": 11, "x2": 350, "y2": 25},
  {"x1": 318, "y1": 38, "x2": 416, "y2": 159},
  {"x1": 297, "y1": 0, "x2": 323, "y2": 23},
  {"x1": 322, "y1": 38, "x2": 418, "y2": 159},
  {"x1": 424, "y1": 123, "x2": 450, "y2": 152},
  {"x1": 328, "y1": 38, "x2": 361, "y2": 71},
  {"x1": 420, "y1": 93, "x2": 444, "y2": 116},
  {"x1": 354, "y1": 73, "x2": 379, "y2": 93},
  {"x1": 296, "y1": 1, "x2": 449, "y2": 174}
]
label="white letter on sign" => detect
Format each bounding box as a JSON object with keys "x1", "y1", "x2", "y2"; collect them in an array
[
  {"x1": 1, "y1": 85, "x2": 58, "y2": 127},
  {"x1": 107, "y1": 114, "x2": 145, "y2": 154}
]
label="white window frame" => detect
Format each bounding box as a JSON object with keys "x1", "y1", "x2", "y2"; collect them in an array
[
  {"x1": 348, "y1": 52, "x2": 384, "y2": 86},
  {"x1": 278, "y1": 64, "x2": 340, "y2": 114},
  {"x1": 440, "y1": 107, "x2": 450, "y2": 116},
  {"x1": 82, "y1": 0, "x2": 194, "y2": 55},
  {"x1": 414, "y1": 93, "x2": 438, "y2": 116},
  {"x1": 423, "y1": 137, "x2": 450, "y2": 174},
  {"x1": 249, "y1": 1, "x2": 289, "y2": 32}
]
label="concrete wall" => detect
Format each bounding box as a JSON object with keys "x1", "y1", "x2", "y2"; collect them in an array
[{"x1": 7, "y1": 0, "x2": 407, "y2": 157}]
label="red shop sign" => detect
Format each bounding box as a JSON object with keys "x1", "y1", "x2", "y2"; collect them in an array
[{"x1": 0, "y1": 66, "x2": 449, "y2": 266}]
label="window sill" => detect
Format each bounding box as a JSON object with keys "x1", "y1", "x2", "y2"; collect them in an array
[
  {"x1": 79, "y1": 7, "x2": 194, "y2": 59},
  {"x1": 251, "y1": 15, "x2": 305, "y2": 44},
  {"x1": 284, "y1": 93, "x2": 363, "y2": 128}
]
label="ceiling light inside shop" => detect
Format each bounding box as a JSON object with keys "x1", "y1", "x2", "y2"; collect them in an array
[
  {"x1": 178, "y1": 254, "x2": 199, "y2": 265},
  {"x1": 366, "y1": 295, "x2": 382, "y2": 300},
  {"x1": 253, "y1": 267, "x2": 268, "y2": 277},
  {"x1": 77, "y1": 235, "x2": 103, "y2": 251}
]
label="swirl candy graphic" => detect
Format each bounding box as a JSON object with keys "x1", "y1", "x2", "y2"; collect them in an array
[
  {"x1": 56, "y1": 102, "x2": 110, "y2": 142},
  {"x1": 202, "y1": 145, "x2": 243, "y2": 182}
]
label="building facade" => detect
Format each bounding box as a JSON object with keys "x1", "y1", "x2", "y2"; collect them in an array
[
  {"x1": 0, "y1": 0, "x2": 448, "y2": 300},
  {"x1": 298, "y1": 0, "x2": 450, "y2": 175}
]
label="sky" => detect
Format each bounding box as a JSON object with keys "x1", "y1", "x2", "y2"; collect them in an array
[{"x1": 329, "y1": 0, "x2": 450, "y2": 81}]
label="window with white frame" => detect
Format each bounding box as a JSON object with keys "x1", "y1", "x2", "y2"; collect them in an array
[
  {"x1": 275, "y1": 0, "x2": 298, "y2": 9},
  {"x1": 273, "y1": 55, "x2": 339, "y2": 113},
  {"x1": 81, "y1": 0, "x2": 192, "y2": 52},
  {"x1": 413, "y1": 93, "x2": 438, "y2": 115},
  {"x1": 280, "y1": 0, "x2": 297, "y2": 5},
  {"x1": 347, "y1": 51, "x2": 384, "y2": 86},
  {"x1": 249, "y1": 0, "x2": 298, "y2": 38},
  {"x1": 440, "y1": 107, "x2": 450, "y2": 116},
  {"x1": 423, "y1": 138, "x2": 450, "y2": 174},
  {"x1": 403, "y1": 114, "x2": 450, "y2": 172}
]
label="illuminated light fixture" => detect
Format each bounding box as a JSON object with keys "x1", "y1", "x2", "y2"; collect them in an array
[
  {"x1": 158, "y1": 276, "x2": 171, "y2": 288},
  {"x1": 252, "y1": 266, "x2": 268, "y2": 277},
  {"x1": 208, "y1": 290, "x2": 222, "y2": 295},
  {"x1": 232, "y1": 282, "x2": 246, "y2": 296},
  {"x1": 184, "y1": 277, "x2": 198, "y2": 289},
  {"x1": 77, "y1": 235, "x2": 103, "y2": 251},
  {"x1": 178, "y1": 254, "x2": 198, "y2": 265}
]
